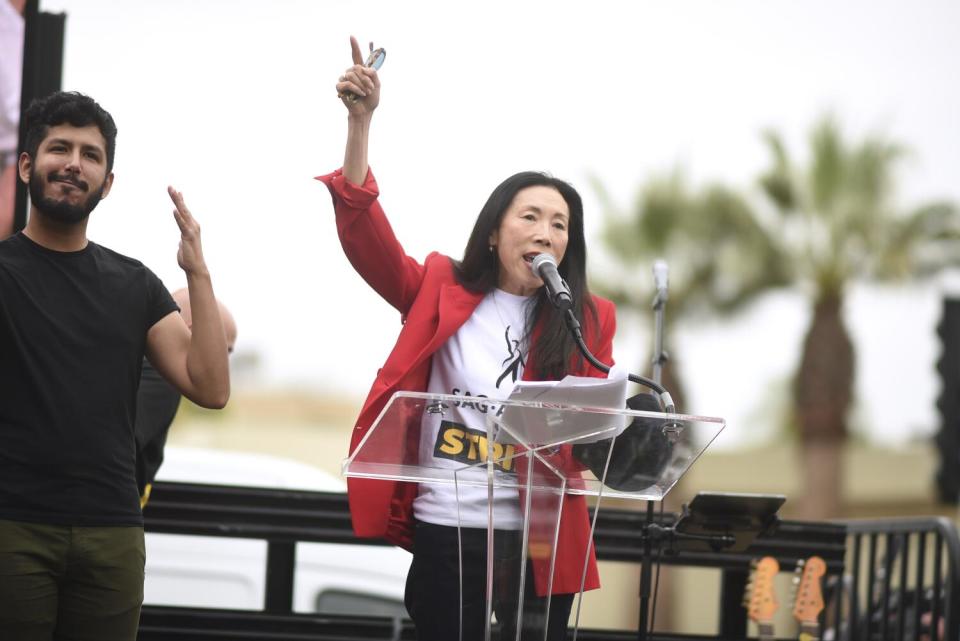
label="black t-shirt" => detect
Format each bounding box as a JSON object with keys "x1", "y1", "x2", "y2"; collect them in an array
[{"x1": 0, "y1": 232, "x2": 177, "y2": 526}]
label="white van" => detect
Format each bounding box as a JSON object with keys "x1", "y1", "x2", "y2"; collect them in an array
[{"x1": 143, "y1": 446, "x2": 410, "y2": 617}]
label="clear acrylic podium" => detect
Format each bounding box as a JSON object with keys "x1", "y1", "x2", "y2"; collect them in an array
[{"x1": 343, "y1": 391, "x2": 725, "y2": 641}]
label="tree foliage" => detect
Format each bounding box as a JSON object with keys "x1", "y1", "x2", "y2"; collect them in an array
[{"x1": 595, "y1": 114, "x2": 960, "y2": 443}]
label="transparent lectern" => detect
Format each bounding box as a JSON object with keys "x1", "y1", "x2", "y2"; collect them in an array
[{"x1": 343, "y1": 391, "x2": 724, "y2": 641}]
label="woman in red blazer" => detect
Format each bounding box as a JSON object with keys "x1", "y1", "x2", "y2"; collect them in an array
[{"x1": 318, "y1": 37, "x2": 618, "y2": 641}]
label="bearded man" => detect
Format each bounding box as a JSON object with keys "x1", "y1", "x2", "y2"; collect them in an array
[{"x1": 0, "y1": 91, "x2": 231, "y2": 641}]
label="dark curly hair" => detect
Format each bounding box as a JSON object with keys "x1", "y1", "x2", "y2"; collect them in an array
[{"x1": 22, "y1": 91, "x2": 117, "y2": 171}]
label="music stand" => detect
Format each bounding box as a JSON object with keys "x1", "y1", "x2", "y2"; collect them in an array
[{"x1": 673, "y1": 491, "x2": 786, "y2": 552}]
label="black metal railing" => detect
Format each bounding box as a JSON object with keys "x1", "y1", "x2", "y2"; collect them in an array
[
  {"x1": 826, "y1": 517, "x2": 960, "y2": 641},
  {"x1": 140, "y1": 482, "x2": 957, "y2": 641}
]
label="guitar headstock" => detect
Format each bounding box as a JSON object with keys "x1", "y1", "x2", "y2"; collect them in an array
[
  {"x1": 744, "y1": 556, "x2": 780, "y2": 623},
  {"x1": 792, "y1": 555, "x2": 826, "y2": 625}
]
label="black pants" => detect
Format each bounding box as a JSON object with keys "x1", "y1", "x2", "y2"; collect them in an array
[{"x1": 404, "y1": 521, "x2": 574, "y2": 641}]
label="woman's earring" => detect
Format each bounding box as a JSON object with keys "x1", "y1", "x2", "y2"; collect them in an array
[{"x1": 489, "y1": 245, "x2": 495, "y2": 253}]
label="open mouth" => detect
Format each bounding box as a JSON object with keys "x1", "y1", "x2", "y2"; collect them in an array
[{"x1": 524, "y1": 253, "x2": 548, "y2": 275}]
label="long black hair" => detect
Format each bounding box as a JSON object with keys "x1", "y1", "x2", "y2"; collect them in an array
[{"x1": 453, "y1": 171, "x2": 598, "y2": 380}]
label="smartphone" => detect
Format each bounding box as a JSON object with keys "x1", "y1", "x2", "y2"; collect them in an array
[
  {"x1": 365, "y1": 46, "x2": 386, "y2": 70},
  {"x1": 341, "y1": 43, "x2": 386, "y2": 103}
]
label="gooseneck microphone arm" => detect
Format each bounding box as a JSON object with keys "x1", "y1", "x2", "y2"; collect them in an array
[
  {"x1": 562, "y1": 309, "x2": 676, "y2": 414},
  {"x1": 530, "y1": 252, "x2": 676, "y2": 413}
]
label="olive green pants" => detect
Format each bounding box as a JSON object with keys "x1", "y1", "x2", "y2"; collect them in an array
[{"x1": 0, "y1": 519, "x2": 144, "y2": 641}]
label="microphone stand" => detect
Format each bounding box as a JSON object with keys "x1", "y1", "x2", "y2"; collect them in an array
[
  {"x1": 560, "y1": 262, "x2": 674, "y2": 641},
  {"x1": 639, "y1": 267, "x2": 670, "y2": 641},
  {"x1": 651, "y1": 284, "x2": 669, "y2": 387},
  {"x1": 644, "y1": 523, "x2": 737, "y2": 553}
]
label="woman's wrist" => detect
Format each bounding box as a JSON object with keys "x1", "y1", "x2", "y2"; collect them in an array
[{"x1": 347, "y1": 112, "x2": 373, "y2": 128}]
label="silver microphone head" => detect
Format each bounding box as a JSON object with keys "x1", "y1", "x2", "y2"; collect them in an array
[
  {"x1": 531, "y1": 253, "x2": 558, "y2": 277},
  {"x1": 653, "y1": 259, "x2": 669, "y2": 292}
]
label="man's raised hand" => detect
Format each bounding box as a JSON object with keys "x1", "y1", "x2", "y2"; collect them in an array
[{"x1": 167, "y1": 186, "x2": 208, "y2": 277}]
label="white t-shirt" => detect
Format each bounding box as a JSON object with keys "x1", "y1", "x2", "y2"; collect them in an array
[{"x1": 413, "y1": 289, "x2": 531, "y2": 529}]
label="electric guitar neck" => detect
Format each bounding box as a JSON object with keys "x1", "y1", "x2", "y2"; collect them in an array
[
  {"x1": 744, "y1": 556, "x2": 780, "y2": 641},
  {"x1": 792, "y1": 555, "x2": 826, "y2": 641}
]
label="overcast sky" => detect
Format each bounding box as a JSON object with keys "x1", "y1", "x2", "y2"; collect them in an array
[{"x1": 37, "y1": 0, "x2": 960, "y2": 448}]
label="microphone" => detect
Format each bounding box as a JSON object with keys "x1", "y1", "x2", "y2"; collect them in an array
[
  {"x1": 531, "y1": 253, "x2": 573, "y2": 311},
  {"x1": 653, "y1": 260, "x2": 669, "y2": 298}
]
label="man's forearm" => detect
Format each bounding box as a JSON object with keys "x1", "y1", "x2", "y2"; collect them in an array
[{"x1": 183, "y1": 273, "x2": 230, "y2": 408}]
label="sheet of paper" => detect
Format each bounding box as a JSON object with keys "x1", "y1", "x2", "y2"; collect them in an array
[{"x1": 496, "y1": 369, "x2": 629, "y2": 445}]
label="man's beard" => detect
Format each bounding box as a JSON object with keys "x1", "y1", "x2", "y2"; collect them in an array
[{"x1": 29, "y1": 168, "x2": 105, "y2": 225}]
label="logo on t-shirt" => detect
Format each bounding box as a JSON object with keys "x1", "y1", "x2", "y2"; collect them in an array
[
  {"x1": 496, "y1": 325, "x2": 525, "y2": 389},
  {"x1": 433, "y1": 420, "x2": 516, "y2": 473}
]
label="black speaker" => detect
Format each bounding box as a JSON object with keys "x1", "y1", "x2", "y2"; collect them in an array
[{"x1": 935, "y1": 297, "x2": 960, "y2": 503}]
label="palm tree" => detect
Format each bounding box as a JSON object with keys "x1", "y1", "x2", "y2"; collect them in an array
[
  {"x1": 591, "y1": 169, "x2": 793, "y2": 413},
  {"x1": 757, "y1": 116, "x2": 958, "y2": 518},
  {"x1": 594, "y1": 115, "x2": 959, "y2": 519}
]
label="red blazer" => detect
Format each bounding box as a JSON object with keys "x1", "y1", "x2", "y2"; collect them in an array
[{"x1": 316, "y1": 168, "x2": 617, "y2": 595}]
